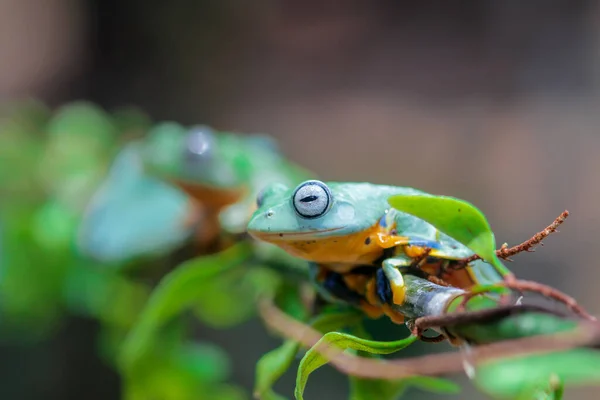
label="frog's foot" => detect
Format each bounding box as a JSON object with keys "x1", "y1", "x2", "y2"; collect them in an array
[
  {"x1": 404, "y1": 245, "x2": 431, "y2": 261},
  {"x1": 376, "y1": 256, "x2": 414, "y2": 306}
]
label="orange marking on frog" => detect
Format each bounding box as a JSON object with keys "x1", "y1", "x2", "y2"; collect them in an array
[
  {"x1": 382, "y1": 304, "x2": 405, "y2": 324},
  {"x1": 419, "y1": 261, "x2": 478, "y2": 290},
  {"x1": 174, "y1": 180, "x2": 246, "y2": 250},
  {"x1": 261, "y1": 222, "x2": 390, "y2": 272},
  {"x1": 360, "y1": 301, "x2": 384, "y2": 319},
  {"x1": 342, "y1": 274, "x2": 371, "y2": 296}
]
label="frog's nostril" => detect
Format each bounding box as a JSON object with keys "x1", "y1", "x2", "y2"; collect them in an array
[{"x1": 266, "y1": 210, "x2": 274, "y2": 218}]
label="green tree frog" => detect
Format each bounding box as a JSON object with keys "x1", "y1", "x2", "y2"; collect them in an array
[{"x1": 247, "y1": 180, "x2": 502, "y2": 323}]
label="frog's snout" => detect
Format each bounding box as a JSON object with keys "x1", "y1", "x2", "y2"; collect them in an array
[{"x1": 247, "y1": 208, "x2": 275, "y2": 234}]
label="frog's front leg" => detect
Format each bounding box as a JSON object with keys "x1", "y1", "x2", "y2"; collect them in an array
[
  {"x1": 379, "y1": 254, "x2": 414, "y2": 306},
  {"x1": 308, "y1": 263, "x2": 384, "y2": 319}
]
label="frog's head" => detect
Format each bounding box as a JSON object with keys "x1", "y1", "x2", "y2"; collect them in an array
[
  {"x1": 141, "y1": 123, "x2": 268, "y2": 211},
  {"x1": 247, "y1": 180, "x2": 390, "y2": 263}
]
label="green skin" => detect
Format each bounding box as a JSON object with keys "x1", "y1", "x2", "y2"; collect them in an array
[
  {"x1": 140, "y1": 123, "x2": 314, "y2": 235},
  {"x1": 247, "y1": 180, "x2": 502, "y2": 309}
]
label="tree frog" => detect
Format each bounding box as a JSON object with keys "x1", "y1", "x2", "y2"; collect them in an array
[
  {"x1": 247, "y1": 180, "x2": 502, "y2": 323},
  {"x1": 78, "y1": 122, "x2": 313, "y2": 263}
]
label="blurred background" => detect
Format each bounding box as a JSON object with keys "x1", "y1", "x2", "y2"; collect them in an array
[{"x1": 1, "y1": 1, "x2": 600, "y2": 399}]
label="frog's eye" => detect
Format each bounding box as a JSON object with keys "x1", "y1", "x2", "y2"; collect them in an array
[
  {"x1": 256, "y1": 186, "x2": 267, "y2": 208},
  {"x1": 292, "y1": 180, "x2": 332, "y2": 219},
  {"x1": 184, "y1": 125, "x2": 215, "y2": 164}
]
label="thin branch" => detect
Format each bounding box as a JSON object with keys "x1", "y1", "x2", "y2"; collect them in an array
[
  {"x1": 258, "y1": 298, "x2": 600, "y2": 381},
  {"x1": 413, "y1": 304, "x2": 570, "y2": 333},
  {"x1": 454, "y1": 278, "x2": 596, "y2": 321},
  {"x1": 460, "y1": 210, "x2": 569, "y2": 265}
]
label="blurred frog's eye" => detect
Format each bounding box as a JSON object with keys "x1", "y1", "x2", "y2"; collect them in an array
[
  {"x1": 292, "y1": 180, "x2": 332, "y2": 219},
  {"x1": 256, "y1": 186, "x2": 267, "y2": 208},
  {"x1": 184, "y1": 125, "x2": 215, "y2": 163},
  {"x1": 255, "y1": 183, "x2": 288, "y2": 208}
]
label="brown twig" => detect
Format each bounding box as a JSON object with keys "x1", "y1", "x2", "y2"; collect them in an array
[
  {"x1": 426, "y1": 275, "x2": 451, "y2": 287},
  {"x1": 415, "y1": 304, "x2": 570, "y2": 332},
  {"x1": 453, "y1": 278, "x2": 596, "y2": 321},
  {"x1": 258, "y1": 298, "x2": 600, "y2": 381},
  {"x1": 460, "y1": 210, "x2": 570, "y2": 265},
  {"x1": 507, "y1": 279, "x2": 596, "y2": 321}
]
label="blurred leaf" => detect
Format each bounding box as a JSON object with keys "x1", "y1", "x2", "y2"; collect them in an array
[
  {"x1": 295, "y1": 333, "x2": 418, "y2": 400},
  {"x1": 62, "y1": 263, "x2": 150, "y2": 329},
  {"x1": 388, "y1": 194, "x2": 510, "y2": 276},
  {"x1": 524, "y1": 376, "x2": 564, "y2": 400},
  {"x1": 349, "y1": 376, "x2": 460, "y2": 400},
  {"x1": 40, "y1": 101, "x2": 120, "y2": 209},
  {"x1": 0, "y1": 101, "x2": 48, "y2": 197},
  {"x1": 349, "y1": 378, "x2": 407, "y2": 400},
  {"x1": 193, "y1": 266, "x2": 282, "y2": 328},
  {"x1": 448, "y1": 312, "x2": 578, "y2": 345},
  {"x1": 119, "y1": 242, "x2": 253, "y2": 372},
  {"x1": 111, "y1": 106, "x2": 152, "y2": 140},
  {"x1": 45, "y1": 101, "x2": 117, "y2": 145},
  {"x1": 255, "y1": 340, "x2": 300, "y2": 400},
  {"x1": 255, "y1": 309, "x2": 362, "y2": 400},
  {"x1": 0, "y1": 206, "x2": 70, "y2": 339},
  {"x1": 31, "y1": 200, "x2": 79, "y2": 251},
  {"x1": 123, "y1": 317, "x2": 244, "y2": 400},
  {"x1": 175, "y1": 342, "x2": 232, "y2": 383},
  {"x1": 475, "y1": 349, "x2": 600, "y2": 399}
]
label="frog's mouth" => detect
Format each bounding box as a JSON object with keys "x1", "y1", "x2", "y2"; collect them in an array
[
  {"x1": 174, "y1": 179, "x2": 246, "y2": 210},
  {"x1": 249, "y1": 227, "x2": 344, "y2": 242}
]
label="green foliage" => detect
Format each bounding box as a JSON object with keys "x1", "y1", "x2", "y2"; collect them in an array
[
  {"x1": 0, "y1": 101, "x2": 246, "y2": 400},
  {"x1": 119, "y1": 242, "x2": 253, "y2": 372},
  {"x1": 475, "y1": 349, "x2": 600, "y2": 399},
  {"x1": 349, "y1": 376, "x2": 460, "y2": 400},
  {"x1": 387, "y1": 194, "x2": 511, "y2": 277},
  {"x1": 255, "y1": 309, "x2": 363, "y2": 400},
  {"x1": 193, "y1": 265, "x2": 281, "y2": 328},
  {"x1": 122, "y1": 320, "x2": 246, "y2": 400},
  {"x1": 255, "y1": 340, "x2": 301, "y2": 400},
  {"x1": 295, "y1": 333, "x2": 418, "y2": 400}
]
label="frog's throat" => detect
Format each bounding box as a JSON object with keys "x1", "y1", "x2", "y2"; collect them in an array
[
  {"x1": 250, "y1": 227, "x2": 345, "y2": 241},
  {"x1": 251, "y1": 223, "x2": 386, "y2": 265},
  {"x1": 173, "y1": 178, "x2": 246, "y2": 211}
]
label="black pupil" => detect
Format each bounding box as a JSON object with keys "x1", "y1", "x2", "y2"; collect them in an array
[{"x1": 300, "y1": 195, "x2": 318, "y2": 203}]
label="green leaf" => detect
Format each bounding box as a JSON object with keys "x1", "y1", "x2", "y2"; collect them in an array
[
  {"x1": 387, "y1": 194, "x2": 510, "y2": 276},
  {"x1": 111, "y1": 106, "x2": 152, "y2": 140},
  {"x1": 254, "y1": 309, "x2": 362, "y2": 400},
  {"x1": 349, "y1": 376, "x2": 460, "y2": 400},
  {"x1": 295, "y1": 333, "x2": 418, "y2": 400},
  {"x1": 192, "y1": 266, "x2": 281, "y2": 328},
  {"x1": 119, "y1": 242, "x2": 253, "y2": 372},
  {"x1": 255, "y1": 340, "x2": 300, "y2": 400},
  {"x1": 349, "y1": 378, "x2": 407, "y2": 400},
  {"x1": 475, "y1": 349, "x2": 600, "y2": 399},
  {"x1": 175, "y1": 342, "x2": 232, "y2": 383}
]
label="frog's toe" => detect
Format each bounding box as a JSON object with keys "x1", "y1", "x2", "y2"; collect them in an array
[{"x1": 378, "y1": 265, "x2": 406, "y2": 306}]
